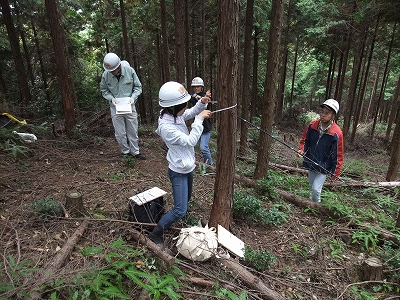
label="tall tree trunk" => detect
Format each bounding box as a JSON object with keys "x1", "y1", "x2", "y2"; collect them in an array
[
  {"x1": 334, "y1": 30, "x2": 351, "y2": 117},
  {"x1": 351, "y1": 21, "x2": 378, "y2": 143},
  {"x1": 201, "y1": 0, "x2": 206, "y2": 78},
  {"x1": 120, "y1": 0, "x2": 130, "y2": 62},
  {"x1": 160, "y1": 0, "x2": 170, "y2": 81},
  {"x1": 386, "y1": 104, "x2": 400, "y2": 181},
  {"x1": 174, "y1": 0, "x2": 186, "y2": 83},
  {"x1": 250, "y1": 26, "x2": 259, "y2": 121},
  {"x1": 209, "y1": 0, "x2": 239, "y2": 230},
  {"x1": 185, "y1": 0, "x2": 192, "y2": 88},
  {"x1": 365, "y1": 68, "x2": 380, "y2": 122},
  {"x1": 370, "y1": 22, "x2": 396, "y2": 139},
  {"x1": 289, "y1": 37, "x2": 298, "y2": 114},
  {"x1": 386, "y1": 75, "x2": 400, "y2": 140},
  {"x1": 0, "y1": 0, "x2": 31, "y2": 109},
  {"x1": 32, "y1": 21, "x2": 51, "y2": 112},
  {"x1": 131, "y1": 36, "x2": 147, "y2": 124},
  {"x1": 276, "y1": 0, "x2": 292, "y2": 123},
  {"x1": 254, "y1": 0, "x2": 284, "y2": 180},
  {"x1": 343, "y1": 28, "x2": 365, "y2": 137},
  {"x1": 325, "y1": 49, "x2": 335, "y2": 99},
  {"x1": 238, "y1": 0, "x2": 254, "y2": 156},
  {"x1": 45, "y1": 0, "x2": 77, "y2": 137},
  {"x1": 15, "y1": 3, "x2": 34, "y2": 87}
]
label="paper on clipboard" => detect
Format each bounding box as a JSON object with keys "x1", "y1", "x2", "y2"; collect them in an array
[
  {"x1": 115, "y1": 97, "x2": 132, "y2": 114},
  {"x1": 129, "y1": 187, "x2": 167, "y2": 206}
]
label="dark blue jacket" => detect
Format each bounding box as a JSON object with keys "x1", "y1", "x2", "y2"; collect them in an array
[
  {"x1": 299, "y1": 119, "x2": 344, "y2": 178},
  {"x1": 189, "y1": 90, "x2": 212, "y2": 133}
]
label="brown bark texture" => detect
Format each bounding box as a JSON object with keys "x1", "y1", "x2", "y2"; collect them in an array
[
  {"x1": 209, "y1": 0, "x2": 239, "y2": 230},
  {"x1": 45, "y1": 0, "x2": 78, "y2": 137},
  {"x1": 0, "y1": 0, "x2": 31, "y2": 107},
  {"x1": 254, "y1": 0, "x2": 284, "y2": 179}
]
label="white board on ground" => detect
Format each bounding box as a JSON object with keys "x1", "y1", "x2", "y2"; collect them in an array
[{"x1": 217, "y1": 224, "x2": 245, "y2": 258}]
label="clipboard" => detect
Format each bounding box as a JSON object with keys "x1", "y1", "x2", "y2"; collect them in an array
[{"x1": 115, "y1": 97, "x2": 132, "y2": 114}]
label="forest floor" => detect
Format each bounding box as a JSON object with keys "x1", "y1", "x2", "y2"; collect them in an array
[{"x1": 0, "y1": 112, "x2": 399, "y2": 300}]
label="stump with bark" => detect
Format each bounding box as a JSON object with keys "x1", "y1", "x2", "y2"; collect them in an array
[
  {"x1": 65, "y1": 192, "x2": 84, "y2": 216},
  {"x1": 358, "y1": 257, "x2": 383, "y2": 281}
]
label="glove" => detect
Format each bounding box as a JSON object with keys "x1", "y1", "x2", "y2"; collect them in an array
[
  {"x1": 111, "y1": 98, "x2": 117, "y2": 105},
  {"x1": 128, "y1": 97, "x2": 134, "y2": 104}
]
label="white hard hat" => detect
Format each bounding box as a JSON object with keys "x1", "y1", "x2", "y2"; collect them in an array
[
  {"x1": 103, "y1": 53, "x2": 121, "y2": 71},
  {"x1": 121, "y1": 60, "x2": 130, "y2": 67},
  {"x1": 191, "y1": 77, "x2": 204, "y2": 87},
  {"x1": 159, "y1": 81, "x2": 191, "y2": 107},
  {"x1": 321, "y1": 99, "x2": 339, "y2": 114}
]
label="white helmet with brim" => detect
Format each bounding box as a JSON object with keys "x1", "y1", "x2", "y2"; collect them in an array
[
  {"x1": 321, "y1": 99, "x2": 339, "y2": 114},
  {"x1": 159, "y1": 81, "x2": 191, "y2": 108},
  {"x1": 103, "y1": 53, "x2": 121, "y2": 71}
]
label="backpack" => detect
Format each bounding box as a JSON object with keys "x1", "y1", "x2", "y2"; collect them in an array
[
  {"x1": 128, "y1": 196, "x2": 164, "y2": 230},
  {"x1": 175, "y1": 225, "x2": 218, "y2": 261}
]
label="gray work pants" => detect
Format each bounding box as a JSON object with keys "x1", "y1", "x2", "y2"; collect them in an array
[{"x1": 110, "y1": 105, "x2": 139, "y2": 155}]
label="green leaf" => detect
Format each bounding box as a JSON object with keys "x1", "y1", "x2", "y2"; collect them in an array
[{"x1": 81, "y1": 246, "x2": 104, "y2": 256}]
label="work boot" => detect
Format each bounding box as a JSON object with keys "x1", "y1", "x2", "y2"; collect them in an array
[{"x1": 148, "y1": 224, "x2": 164, "y2": 246}]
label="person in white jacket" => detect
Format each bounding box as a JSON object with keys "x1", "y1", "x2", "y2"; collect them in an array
[
  {"x1": 148, "y1": 81, "x2": 211, "y2": 246},
  {"x1": 100, "y1": 53, "x2": 145, "y2": 160}
]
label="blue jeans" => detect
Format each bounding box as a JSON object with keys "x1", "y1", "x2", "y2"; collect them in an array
[
  {"x1": 308, "y1": 170, "x2": 327, "y2": 203},
  {"x1": 158, "y1": 169, "x2": 193, "y2": 231},
  {"x1": 199, "y1": 131, "x2": 213, "y2": 164}
]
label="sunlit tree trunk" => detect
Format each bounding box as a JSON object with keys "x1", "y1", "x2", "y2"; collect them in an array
[
  {"x1": 45, "y1": 0, "x2": 78, "y2": 137},
  {"x1": 0, "y1": 0, "x2": 31, "y2": 109},
  {"x1": 209, "y1": 0, "x2": 239, "y2": 230},
  {"x1": 238, "y1": 0, "x2": 254, "y2": 156},
  {"x1": 254, "y1": 0, "x2": 284, "y2": 180}
]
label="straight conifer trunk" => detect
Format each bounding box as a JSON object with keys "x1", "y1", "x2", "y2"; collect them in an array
[
  {"x1": 45, "y1": 0, "x2": 77, "y2": 137},
  {"x1": 209, "y1": 0, "x2": 239, "y2": 230},
  {"x1": 254, "y1": 0, "x2": 284, "y2": 180}
]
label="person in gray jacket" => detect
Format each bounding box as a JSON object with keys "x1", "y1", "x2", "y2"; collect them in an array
[
  {"x1": 100, "y1": 53, "x2": 145, "y2": 160},
  {"x1": 148, "y1": 81, "x2": 211, "y2": 246}
]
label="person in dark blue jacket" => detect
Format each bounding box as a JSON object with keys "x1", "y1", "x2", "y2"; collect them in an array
[
  {"x1": 189, "y1": 77, "x2": 213, "y2": 165},
  {"x1": 298, "y1": 99, "x2": 344, "y2": 203}
]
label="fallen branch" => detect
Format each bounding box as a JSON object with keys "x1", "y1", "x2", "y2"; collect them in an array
[
  {"x1": 127, "y1": 227, "x2": 282, "y2": 299},
  {"x1": 207, "y1": 165, "x2": 400, "y2": 246},
  {"x1": 127, "y1": 227, "x2": 175, "y2": 266},
  {"x1": 220, "y1": 258, "x2": 286, "y2": 300},
  {"x1": 29, "y1": 220, "x2": 89, "y2": 299}
]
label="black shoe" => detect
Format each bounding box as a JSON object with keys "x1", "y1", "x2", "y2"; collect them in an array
[
  {"x1": 122, "y1": 153, "x2": 132, "y2": 158},
  {"x1": 148, "y1": 224, "x2": 164, "y2": 246},
  {"x1": 135, "y1": 153, "x2": 146, "y2": 160}
]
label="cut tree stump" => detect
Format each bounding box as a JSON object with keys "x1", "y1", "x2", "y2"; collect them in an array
[
  {"x1": 65, "y1": 191, "x2": 84, "y2": 216},
  {"x1": 358, "y1": 257, "x2": 383, "y2": 281}
]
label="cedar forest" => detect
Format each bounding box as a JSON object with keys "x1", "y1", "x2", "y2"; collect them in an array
[{"x1": 0, "y1": 0, "x2": 400, "y2": 299}]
